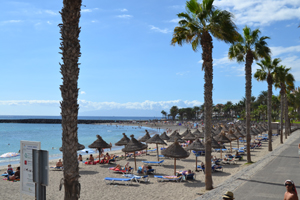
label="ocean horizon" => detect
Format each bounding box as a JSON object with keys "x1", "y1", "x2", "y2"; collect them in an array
[
  {"x1": 0, "y1": 116, "x2": 163, "y2": 167},
  {"x1": 0, "y1": 115, "x2": 163, "y2": 121}
]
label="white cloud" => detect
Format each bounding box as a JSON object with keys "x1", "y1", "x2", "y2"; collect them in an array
[
  {"x1": 214, "y1": 0, "x2": 300, "y2": 26},
  {"x1": 78, "y1": 99, "x2": 202, "y2": 110},
  {"x1": 270, "y1": 45, "x2": 300, "y2": 57},
  {"x1": 0, "y1": 99, "x2": 203, "y2": 111},
  {"x1": 45, "y1": 10, "x2": 58, "y2": 15},
  {"x1": 116, "y1": 15, "x2": 132, "y2": 19},
  {"x1": 280, "y1": 55, "x2": 300, "y2": 81},
  {"x1": 1, "y1": 20, "x2": 22, "y2": 25},
  {"x1": 80, "y1": 91, "x2": 86, "y2": 94},
  {"x1": 149, "y1": 25, "x2": 171, "y2": 34},
  {"x1": 169, "y1": 18, "x2": 180, "y2": 23},
  {"x1": 176, "y1": 71, "x2": 190, "y2": 76},
  {"x1": 91, "y1": 20, "x2": 98, "y2": 23},
  {"x1": 120, "y1": 9, "x2": 128, "y2": 12},
  {"x1": 82, "y1": 9, "x2": 92, "y2": 13},
  {"x1": 47, "y1": 21, "x2": 51, "y2": 25},
  {"x1": 0, "y1": 100, "x2": 59, "y2": 106}
]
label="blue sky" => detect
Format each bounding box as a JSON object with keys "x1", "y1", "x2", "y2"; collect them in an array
[{"x1": 0, "y1": 0, "x2": 299, "y2": 116}]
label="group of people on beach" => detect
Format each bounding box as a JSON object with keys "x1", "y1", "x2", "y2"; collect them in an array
[{"x1": 3, "y1": 164, "x2": 20, "y2": 181}]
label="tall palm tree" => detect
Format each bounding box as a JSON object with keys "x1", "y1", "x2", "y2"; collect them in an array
[
  {"x1": 228, "y1": 26, "x2": 271, "y2": 163},
  {"x1": 59, "y1": 1, "x2": 82, "y2": 199},
  {"x1": 171, "y1": 0, "x2": 239, "y2": 190},
  {"x1": 274, "y1": 66, "x2": 295, "y2": 142},
  {"x1": 170, "y1": 106, "x2": 179, "y2": 120},
  {"x1": 254, "y1": 57, "x2": 281, "y2": 151}
]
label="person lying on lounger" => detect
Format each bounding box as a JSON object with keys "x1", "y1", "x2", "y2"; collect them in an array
[
  {"x1": 112, "y1": 164, "x2": 122, "y2": 170},
  {"x1": 176, "y1": 169, "x2": 193, "y2": 176}
]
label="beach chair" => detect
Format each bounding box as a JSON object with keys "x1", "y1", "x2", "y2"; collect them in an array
[
  {"x1": 137, "y1": 166, "x2": 156, "y2": 174},
  {"x1": 122, "y1": 174, "x2": 149, "y2": 183},
  {"x1": 142, "y1": 160, "x2": 164, "y2": 166},
  {"x1": 50, "y1": 166, "x2": 63, "y2": 171},
  {"x1": 147, "y1": 149, "x2": 157, "y2": 152},
  {"x1": 212, "y1": 164, "x2": 223, "y2": 172},
  {"x1": 154, "y1": 175, "x2": 182, "y2": 182},
  {"x1": 104, "y1": 177, "x2": 136, "y2": 186}
]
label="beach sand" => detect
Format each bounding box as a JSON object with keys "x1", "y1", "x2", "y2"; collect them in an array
[{"x1": 0, "y1": 123, "x2": 288, "y2": 200}]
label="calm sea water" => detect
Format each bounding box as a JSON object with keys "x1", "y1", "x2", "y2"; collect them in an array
[{"x1": 0, "y1": 116, "x2": 162, "y2": 166}]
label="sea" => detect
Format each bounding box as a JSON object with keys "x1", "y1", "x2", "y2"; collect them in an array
[{"x1": 0, "y1": 115, "x2": 163, "y2": 167}]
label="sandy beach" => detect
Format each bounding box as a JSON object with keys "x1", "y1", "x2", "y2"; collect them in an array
[{"x1": 0, "y1": 123, "x2": 289, "y2": 200}]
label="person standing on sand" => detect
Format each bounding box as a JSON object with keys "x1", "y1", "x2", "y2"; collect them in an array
[{"x1": 284, "y1": 180, "x2": 298, "y2": 200}]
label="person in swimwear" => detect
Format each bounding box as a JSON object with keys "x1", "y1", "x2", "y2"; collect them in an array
[{"x1": 284, "y1": 180, "x2": 298, "y2": 200}]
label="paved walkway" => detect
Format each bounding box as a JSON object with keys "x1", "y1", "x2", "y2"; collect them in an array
[
  {"x1": 234, "y1": 132, "x2": 300, "y2": 199},
  {"x1": 196, "y1": 130, "x2": 300, "y2": 200}
]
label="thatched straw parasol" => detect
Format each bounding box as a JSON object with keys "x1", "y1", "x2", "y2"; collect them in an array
[
  {"x1": 186, "y1": 139, "x2": 205, "y2": 171},
  {"x1": 122, "y1": 135, "x2": 148, "y2": 171},
  {"x1": 160, "y1": 132, "x2": 170, "y2": 141},
  {"x1": 161, "y1": 140, "x2": 190, "y2": 175},
  {"x1": 211, "y1": 137, "x2": 222, "y2": 149},
  {"x1": 226, "y1": 132, "x2": 238, "y2": 153},
  {"x1": 214, "y1": 133, "x2": 231, "y2": 158},
  {"x1": 181, "y1": 129, "x2": 190, "y2": 137},
  {"x1": 115, "y1": 133, "x2": 130, "y2": 158},
  {"x1": 146, "y1": 134, "x2": 167, "y2": 161},
  {"x1": 139, "y1": 130, "x2": 151, "y2": 155},
  {"x1": 88, "y1": 135, "x2": 111, "y2": 162},
  {"x1": 167, "y1": 132, "x2": 185, "y2": 143},
  {"x1": 192, "y1": 129, "x2": 201, "y2": 136},
  {"x1": 169, "y1": 130, "x2": 178, "y2": 137},
  {"x1": 182, "y1": 132, "x2": 196, "y2": 152},
  {"x1": 232, "y1": 129, "x2": 244, "y2": 149},
  {"x1": 59, "y1": 143, "x2": 85, "y2": 152}
]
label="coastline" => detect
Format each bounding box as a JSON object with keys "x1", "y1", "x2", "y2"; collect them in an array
[{"x1": 0, "y1": 122, "x2": 291, "y2": 200}]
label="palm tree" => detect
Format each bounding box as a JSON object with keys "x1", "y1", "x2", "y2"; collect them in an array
[
  {"x1": 171, "y1": 0, "x2": 239, "y2": 190},
  {"x1": 274, "y1": 66, "x2": 295, "y2": 142},
  {"x1": 254, "y1": 57, "x2": 281, "y2": 151},
  {"x1": 228, "y1": 26, "x2": 271, "y2": 163},
  {"x1": 59, "y1": 0, "x2": 82, "y2": 199},
  {"x1": 170, "y1": 106, "x2": 179, "y2": 120},
  {"x1": 161, "y1": 110, "x2": 167, "y2": 119}
]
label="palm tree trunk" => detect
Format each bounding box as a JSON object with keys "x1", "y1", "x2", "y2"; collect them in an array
[
  {"x1": 245, "y1": 51, "x2": 253, "y2": 163},
  {"x1": 59, "y1": 0, "x2": 82, "y2": 199},
  {"x1": 284, "y1": 93, "x2": 289, "y2": 138},
  {"x1": 280, "y1": 89, "x2": 284, "y2": 143},
  {"x1": 267, "y1": 80, "x2": 272, "y2": 151},
  {"x1": 201, "y1": 31, "x2": 213, "y2": 190}
]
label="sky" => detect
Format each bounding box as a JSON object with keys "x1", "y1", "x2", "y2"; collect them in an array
[{"x1": 0, "y1": 0, "x2": 299, "y2": 117}]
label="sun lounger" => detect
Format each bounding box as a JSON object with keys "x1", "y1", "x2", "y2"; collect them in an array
[
  {"x1": 123, "y1": 174, "x2": 149, "y2": 183},
  {"x1": 147, "y1": 149, "x2": 157, "y2": 152},
  {"x1": 104, "y1": 177, "x2": 136, "y2": 186},
  {"x1": 50, "y1": 166, "x2": 63, "y2": 170},
  {"x1": 142, "y1": 160, "x2": 164, "y2": 166},
  {"x1": 154, "y1": 175, "x2": 182, "y2": 182},
  {"x1": 137, "y1": 167, "x2": 156, "y2": 174}
]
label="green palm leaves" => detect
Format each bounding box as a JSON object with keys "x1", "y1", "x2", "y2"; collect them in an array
[
  {"x1": 228, "y1": 26, "x2": 271, "y2": 62},
  {"x1": 171, "y1": 0, "x2": 238, "y2": 52}
]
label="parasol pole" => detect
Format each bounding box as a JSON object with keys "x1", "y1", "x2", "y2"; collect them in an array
[
  {"x1": 237, "y1": 139, "x2": 239, "y2": 149},
  {"x1": 195, "y1": 155, "x2": 198, "y2": 172},
  {"x1": 156, "y1": 144, "x2": 159, "y2": 161},
  {"x1": 230, "y1": 142, "x2": 232, "y2": 153},
  {"x1": 174, "y1": 158, "x2": 176, "y2": 176},
  {"x1": 220, "y1": 148, "x2": 222, "y2": 159},
  {"x1": 134, "y1": 152, "x2": 136, "y2": 171}
]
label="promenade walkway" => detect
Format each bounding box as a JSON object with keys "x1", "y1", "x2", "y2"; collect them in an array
[
  {"x1": 234, "y1": 131, "x2": 300, "y2": 199},
  {"x1": 197, "y1": 129, "x2": 300, "y2": 200}
]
